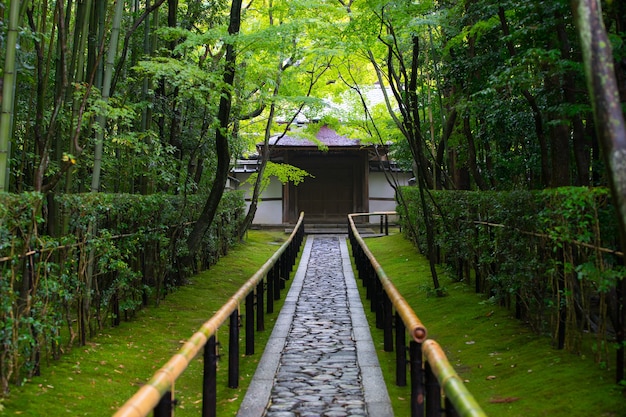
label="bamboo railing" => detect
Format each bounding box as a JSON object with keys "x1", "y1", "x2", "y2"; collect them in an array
[
  {"x1": 348, "y1": 212, "x2": 487, "y2": 417},
  {"x1": 113, "y1": 213, "x2": 305, "y2": 417}
]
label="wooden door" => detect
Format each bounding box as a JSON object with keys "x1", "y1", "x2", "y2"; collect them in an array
[{"x1": 288, "y1": 153, "x2": 365, "y2": 223}]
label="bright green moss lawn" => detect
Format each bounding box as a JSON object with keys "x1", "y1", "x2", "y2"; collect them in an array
[
  {"x1": 1, "y1": 230, "x2": 295, "y2": 416},
  {"x1": 3, "y1": 230, "x2": 624, "y2": 416},
  {"x1": 360, "y1": 232, "x2": 625, "y2": 417}
]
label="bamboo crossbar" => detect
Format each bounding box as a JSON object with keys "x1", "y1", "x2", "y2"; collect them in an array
[
  {"x1": 113, "y1": 213, "x2": 305, "y2": 417},
  {"x1": 0, "y1": 221, "x2": 197, "y2": 264},
  {"x1": 348, "y1": 213, "x2": 487, "y2": 417},
  {"x1": 472, "y1": 220, "x2": 624, "y2": 257},
  {"x1": 422, "y1": 339, "x2": 486, "y2": 417},
  {"x1": 348, "y1": 213, "x2": 427, "y2": 343}
]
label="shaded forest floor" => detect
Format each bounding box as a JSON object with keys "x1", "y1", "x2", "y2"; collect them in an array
[
  {"x1": 1, "y1": 230, "x2": 624, "y2": 416},
  {"x1": 361, "y1": 232, "x2": 626, "y2": 416},
  {"x1": 0, "y1": 230, "x2": 295, "y2": 416}
]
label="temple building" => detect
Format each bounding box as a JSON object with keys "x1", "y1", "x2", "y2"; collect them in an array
[{"x1": 231, "y1": 125, "x2": 411, "y2": 225}]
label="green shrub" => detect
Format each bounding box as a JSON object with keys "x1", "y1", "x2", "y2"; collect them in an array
[
  {"x1": 397, "y1": 186, "x2": 623, "y2": 359},
  {"x1": 0, "y1": 191, "x2": 244, "y2": 395}
]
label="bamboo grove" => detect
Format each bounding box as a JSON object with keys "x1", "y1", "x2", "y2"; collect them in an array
[{"x1": 0, "y1": 0, "x2": 625, "y2": 394}]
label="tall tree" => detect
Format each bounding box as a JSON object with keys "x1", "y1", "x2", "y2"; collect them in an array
[
  {"x1": 91, "y1": 0, "x2": 125, "y2": 192},
  {"x1": 0, "y1": 0, "x2": 21, "y2": 191},
  {"x1": 362, "y1": 1, "x2": 442, "y2": 291},
  {"x1": 572, "y1": 0, "x2": 626, "y2": 383},
  {"x1": 185, "y1": 0, "x2": 243, "y2": 258},
  {"x1": 497, "y1": 4, "x2": 551, "y2": 187}
]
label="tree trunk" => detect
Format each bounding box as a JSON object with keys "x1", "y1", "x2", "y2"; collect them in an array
[
  {"x1": 435, "y1": 106, "x2": 457, "y2": 190},
  {"x1": 463, "y1": 115, "x2": 489, "y2": 190},
  {"x1": 549, "y1": 120, "x2": 571, "y2": 187},
  {"x1": 238, "y1": 93, "x2": 278, "y2": 239},
  {"x1": 64, "y1": 0, "x2": 93, "y2": 196},
  {"x1": 186, "y1": 0, "x2": 242, "y2": 257},
  {"x1": 498, "y1": 6, "x2": 551, "y2": 187},
  {"x1": 572, "y1": 0, "x2": 626, "y2": 384},
  {"x1": 608, "y1": 0, "x2": 626, "y2": 102},
  {"x1": 556, "y1": 11, "x2": 590, "y2": 186},
  {"x1": 0, "y1": 0, "x2": 21, "y2": 191},
  {"x1": 91, "y1": 0, "x2": 125, "y2": 192}
]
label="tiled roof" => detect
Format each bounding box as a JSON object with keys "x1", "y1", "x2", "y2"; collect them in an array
[{"x1": 267, "y1": 125, "x2": 361, "y2": 147}]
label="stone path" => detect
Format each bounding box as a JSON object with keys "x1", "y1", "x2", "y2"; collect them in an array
[{"x1": 237, "y1": 235, "x2": 392, "y2": 417}]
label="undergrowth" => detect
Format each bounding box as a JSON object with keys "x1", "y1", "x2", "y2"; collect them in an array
[
  {"x1": 359, "y1": 232, "x2": 625, "y2": 417},
  {"x1": 0, "y1": 230, "x2": 295, "y2": 416},
  {"x1": 5, "y1": 230, "x2": 624, "y2": 416}
]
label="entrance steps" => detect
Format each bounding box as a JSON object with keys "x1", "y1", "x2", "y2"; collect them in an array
[
  {"x1": 250, "y1": 223, "x2": 386, "y2": 236},
  {"x1": 299, "y1": 223, "x2": 380, "y2": 235}
]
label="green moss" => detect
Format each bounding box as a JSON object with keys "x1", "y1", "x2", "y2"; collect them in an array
[
  {"x1": 7, "y1": 230, "x2": 622, "y2": 416},
  {"x1": 358, "y1": 232, "x2": 625, "y2": 417},
  {"x1": 2, "y1": 230, "x2": 297, "y2": 416}
]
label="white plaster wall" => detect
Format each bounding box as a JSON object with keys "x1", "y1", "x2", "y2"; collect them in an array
[
  {"x1": 249, "y1": 200, "x2": 284, "y2": 224},
  {"x1": 367, "y1": 171, "x2": 412, "y2": 223},
  {"x1": 233, "y1": 173, "x2": 284, "y2": 224},
  {"x1": 261, "y1": 176, "x2": 283, "y2": 199},
  {"x1": 233, "y1": 170, "x2": 411, "y2": 225}
]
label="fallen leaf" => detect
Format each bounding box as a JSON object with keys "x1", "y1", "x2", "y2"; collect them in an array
[
  {"x1": 489, "y1": 397, "x2": 520, "y2": 403},
  {"x1": 486, "y1": 375, "x2": 497, "y2": 380}
]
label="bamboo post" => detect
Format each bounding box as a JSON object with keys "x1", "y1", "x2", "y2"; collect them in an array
[
  {"x1": 274, "y1": 261, "x2": 281, "y2": 299},
  {"x1": 245, "y1": 292, "x2": 254, "y2": 355},
  {"x1": 410, "y1": 341, "x2": 424, "y2": 417},
  {"x1": 153, "y1": 391, "x2": 173, "y2": 417},
  {"x1": 396, "y1": 313, "x2": 407, "y2": 386},
  {"x1": 256, "y1": 281, "x2": 265, "y2": 331},
  {"x1": 228, "y1": 310, "x2": 239, "y2": 388},
  {"x1": 267, "y1": 267, "x2": 274, "y2": 314},
  {"x1": 425, "y1": 362, "x2": 441, "y2": 416},
  {"x1": 202, "y1": 336, "x2": 217, "y2": 417},
  {"x1": 383, "y1": 291, "x2": 393, "y2": 352},
  {"x1": 375, "y1": 275, "x2": 384, "y2": 329}
]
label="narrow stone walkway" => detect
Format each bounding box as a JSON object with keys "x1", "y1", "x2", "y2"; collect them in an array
[{"x1": 237, "y1": 235, "x2": 392, "y2": 417}]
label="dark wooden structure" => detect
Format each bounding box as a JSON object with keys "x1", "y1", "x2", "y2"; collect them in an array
[{"x1": 269, "y1": 126, "x2": 371, "y2": 224}]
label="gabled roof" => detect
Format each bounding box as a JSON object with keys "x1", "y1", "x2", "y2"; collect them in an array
[{"x1": 267, "y1": 125, "x2": 363, "y2": 148}]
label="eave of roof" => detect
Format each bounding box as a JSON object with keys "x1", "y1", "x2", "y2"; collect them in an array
[{"x1": 266, "y1": 125, "x2": 364, "y2": 148}]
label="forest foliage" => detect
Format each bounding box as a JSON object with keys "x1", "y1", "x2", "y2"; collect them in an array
[
  {"x1": 0, "y1": 0, "x2": 625, "y2": 396},
  {"x1": 0, "y1": 190, "x2": 243, "y2": 394},
  {"x1": 398, "y1": 186, "x2": 624, "y2": 369}
]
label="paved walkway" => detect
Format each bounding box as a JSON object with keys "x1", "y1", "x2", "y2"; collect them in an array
[{"x1": 237, "y1": 235, "x2": 392, "y2": 417}]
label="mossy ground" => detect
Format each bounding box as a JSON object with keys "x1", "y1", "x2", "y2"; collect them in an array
[
  {"x1": 3, "y1": 230, "x2": 624, "y2": 416},
  {"x1": 1, "y1": 230, "x2": 295, "y2": 416},
  {"x1": 358, "y1": 231, "x2": 626, "y2": 417}
]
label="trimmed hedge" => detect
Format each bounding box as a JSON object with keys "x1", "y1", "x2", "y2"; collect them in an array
[
  {"x1": 397, "y1": 186, "x2": 623, "y2": 363},
  {"x1": 0, "y1": 191, "x2": 244, "y2": 394}
]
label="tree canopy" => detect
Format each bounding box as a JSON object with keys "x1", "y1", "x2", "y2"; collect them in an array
[
  {"x1": 1, "y1": 0, "x2": 625, "y2": 396},
  {"x1": 0, "y1": 0, "x2": 624, "y2": 231}
]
